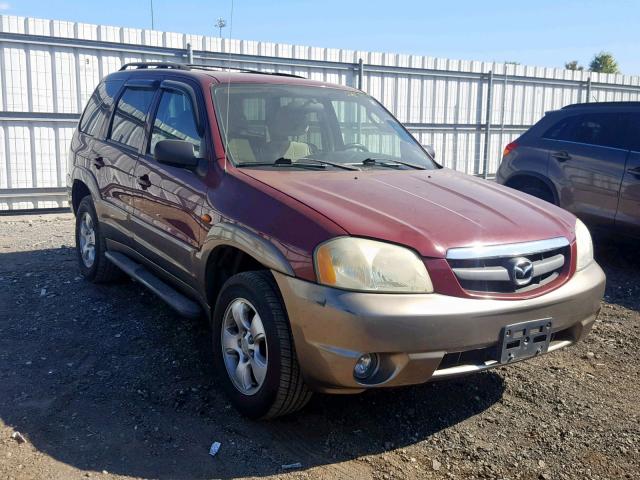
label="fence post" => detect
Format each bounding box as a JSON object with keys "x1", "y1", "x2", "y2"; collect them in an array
[
  {"x1": 186, "y1": 43, "x2": 193, "y2": 64},
  {"x1": 586, "y1": 77, "x2": 592, "y2": 103},
  {"x1": 482, "y1": 70, "x2": 494, "y2": 179},
  {"x1": 357, "y1": 58, "x2": 364, "y2": 90}
]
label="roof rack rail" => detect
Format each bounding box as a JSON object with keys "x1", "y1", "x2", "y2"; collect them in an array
[
  {"x1": 562, "y1": 101, "x2": 640, "y2": 109},
  {"x1": 186, "y1": 63, "x2": 304, "y2": 78},
  {"x1": 119, "y1": 62, "x2": 190, "y2": 71},
  {"x1": 119, "y1": 61, "x2": 304, "y2": 78}
]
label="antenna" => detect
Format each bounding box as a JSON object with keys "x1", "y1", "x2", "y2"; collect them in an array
[{"x1": 223, "y1": 3, "x2": 234, "y2": 173}]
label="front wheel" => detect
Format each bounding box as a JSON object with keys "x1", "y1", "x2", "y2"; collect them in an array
[{"x1": 212, "y1": 271, "x2": 312, "y2": 419}]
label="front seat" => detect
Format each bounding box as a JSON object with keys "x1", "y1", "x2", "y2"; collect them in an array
[
  {"x1": 265, "y1": 106, "x2": 311, "y2": 161},
  {"x1": 226, "y1": 110, "x2": 258, "y2": 163}
]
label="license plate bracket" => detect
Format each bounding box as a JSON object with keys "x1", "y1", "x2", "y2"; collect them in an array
[{"x1": 498, "y1": 319, "x2": 552, "y2": 364}]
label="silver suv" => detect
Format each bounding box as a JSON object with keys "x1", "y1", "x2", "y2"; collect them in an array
[{"x1": 497, "y1": 102, "x2": 640, "y2": 238}]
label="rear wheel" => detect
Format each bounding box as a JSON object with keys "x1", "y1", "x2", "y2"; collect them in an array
[
  {"x1": 212, "y1": 271, "x2": 312, "y2": 419},
  {"x1": 75, "y1": 196, "x2": 123, "y2": 283}
]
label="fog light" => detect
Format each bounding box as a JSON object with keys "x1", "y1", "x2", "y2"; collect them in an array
[{"x1": 354, "y1": 353, "x2": 378, "y2": 380}]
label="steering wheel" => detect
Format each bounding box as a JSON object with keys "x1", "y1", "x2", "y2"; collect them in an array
[{"x1": 341, "y1": 143, "x2": 369, "y2": 152}]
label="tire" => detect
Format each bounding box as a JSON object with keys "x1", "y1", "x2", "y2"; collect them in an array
[
  {"x1": 212, "y1": 271, "x2": 312, "y2": 419},
  {"x1": 75, "y1": 195, "x2": 124, "y2": 283}
]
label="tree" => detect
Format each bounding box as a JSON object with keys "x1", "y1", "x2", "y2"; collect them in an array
[
  {"x1": 589, "y1": 52, "x2": 620, "y2": 74},
  {"x1": 565, "y1": 60, "x2": 584, "y2": 71}
]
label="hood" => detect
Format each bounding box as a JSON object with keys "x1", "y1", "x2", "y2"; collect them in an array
[{"x1": 238, "y1": 167, "x2": 576, "y2": 258}]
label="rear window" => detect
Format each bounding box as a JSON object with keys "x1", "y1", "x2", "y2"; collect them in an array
[
  {"x1": 78, "y1": 80, "x2": 123, "y2": 137},
  {"x1": 108, "y1": 87, "x2": 156, "y2": 150},
  {"x1": 543, "y1": 112, "x2": 627, "y2": 149}
]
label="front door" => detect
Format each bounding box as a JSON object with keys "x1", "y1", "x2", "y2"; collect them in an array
[
  {"x1": 130, "y1": 80, "x2": 209, "y2": 289},
  {"x1": 615, "y1": 112, "x2": 640, "y2": 236}
]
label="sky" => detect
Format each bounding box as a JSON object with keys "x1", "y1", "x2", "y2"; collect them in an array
[{"x1": 3, "y1": 0, "x2": 639, "y2": 75}]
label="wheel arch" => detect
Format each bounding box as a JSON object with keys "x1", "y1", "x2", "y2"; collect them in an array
[
  {"x1": 201, "y1": 223, "x2": 295, "y2": 312},
  {"x1": 504, "y1": 171, "x2": 559, "y2": 205},
  {"x1": 70, "y1": 166, "x2": 100, "y2": 214}
]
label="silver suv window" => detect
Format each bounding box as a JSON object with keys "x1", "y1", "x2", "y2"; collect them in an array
[{"x1": 543, "y1": 112, "x2": 627, "y2": 149}]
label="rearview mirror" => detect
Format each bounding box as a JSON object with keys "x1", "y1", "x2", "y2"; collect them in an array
[
  {"x1": 154, "y1": 140, "x2": 199, "y2": 169},
  {"x1": 422, "y1": 144, "x2": 436, "y2": 159}
]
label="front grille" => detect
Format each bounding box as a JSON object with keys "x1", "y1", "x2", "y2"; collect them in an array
[{"x1": 446, "y1": 237, "x2": 570, "y2": 294}]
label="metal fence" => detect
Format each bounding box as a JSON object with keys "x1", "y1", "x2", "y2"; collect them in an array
[{"x1": 1, "y1": 15, "x2": 640, "y2": 210}]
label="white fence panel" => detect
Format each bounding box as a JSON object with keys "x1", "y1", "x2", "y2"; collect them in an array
[{"x1": 1, "y1": 14, "x2": 639, "y2": 210}]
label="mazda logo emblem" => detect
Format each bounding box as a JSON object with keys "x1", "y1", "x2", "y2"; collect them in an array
[{"x1": 508, "y1": 257, "x2": 534, "y2": 286}]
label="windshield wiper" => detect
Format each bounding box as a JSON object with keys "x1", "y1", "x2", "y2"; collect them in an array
[
  {"x1": 303, "y1": 157, "x2": 360, "y2": 171},
  {"x1": 361, "y1": 157, "x2": 426, "y2": 170},
  {"x1": 237, "y1": 157, "x2": 360, "y2": 171},
  {"x1": 236, "y1": 157, "x2": 325, "y2": 170}
]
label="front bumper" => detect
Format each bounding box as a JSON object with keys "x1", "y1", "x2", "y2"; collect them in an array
[{"x1": 273, "y1": 261, "x2": 605, "y2": 393}]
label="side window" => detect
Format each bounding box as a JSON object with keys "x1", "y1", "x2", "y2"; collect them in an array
[
  {"x1": 79, "y1": 80, "x2": 122, "y2": 137},
  {"x1": 544, "y1": 112, "x2": 627, "y2": 149},
  {"x1": 626, "y1": 113, "x2": 640, "y2": 151},
  {"x1": 150, "y1": 90, "x2": 203, "y2": 156},
  {"x1": 108, "y1": 87, "x2": 156, "y2": 150}
]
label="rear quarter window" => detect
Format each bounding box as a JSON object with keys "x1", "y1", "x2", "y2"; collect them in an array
[{"x1": 78, "y1": 80, "x2": 123, "y2": 137}]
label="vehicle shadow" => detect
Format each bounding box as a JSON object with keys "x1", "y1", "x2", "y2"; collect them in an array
[
  {"x1": 593, "y1": 236, "x2": 640, "y2": 311},
  {"x1": 0, "y1": 247, "x2": 505, "y2": 479}
]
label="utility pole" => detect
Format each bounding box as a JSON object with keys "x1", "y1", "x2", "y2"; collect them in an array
[
  {"x1": 150, "y1": 0, "x2": 155, "y2": 30},
  {"x1": 215, "y1": 18, "x2": 227, "y2": 37}
]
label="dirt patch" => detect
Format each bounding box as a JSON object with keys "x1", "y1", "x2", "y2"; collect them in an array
[{"x1": 0, "y1": 213, "x2": 638, "y2": 480}]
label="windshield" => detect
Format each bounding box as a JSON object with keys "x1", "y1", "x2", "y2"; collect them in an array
[{"x1": 212, "y1": 83, "x2": 438, "y2": 170}]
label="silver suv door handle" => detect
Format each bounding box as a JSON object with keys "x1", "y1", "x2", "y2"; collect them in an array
[{"x1": 552, "y1": 151, "x2": 571, "y2": 162}]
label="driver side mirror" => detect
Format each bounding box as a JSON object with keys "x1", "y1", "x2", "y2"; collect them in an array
[
  {"x1": 154, "y1": 140, "x2": 199, "y2": 169},
  {"x1": 422, "y1": 144, "x2": 436, "y2": 159}
]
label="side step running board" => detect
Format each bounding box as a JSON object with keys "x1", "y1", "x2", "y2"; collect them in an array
[{"x1": 105, "y1": 251, "x2": 202, "y2": 319}]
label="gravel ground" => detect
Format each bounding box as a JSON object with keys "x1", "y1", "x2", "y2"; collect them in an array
[{"x1": 0, "y1": 212, "x2": 638, "y2": 480}]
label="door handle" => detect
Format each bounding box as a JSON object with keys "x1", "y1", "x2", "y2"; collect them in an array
[
  {"x1": 552, "y1": 151, "x2": 571, "y2": 162},
  {"x1": 137, "y1": 174, "x2": 152, "y2": 189},
  {"x1": 93, "y1": 156, "x2": 105, "y2": 169},
  {"x1": 628, "y1": 166, "x2": 640, "y2": 176}
]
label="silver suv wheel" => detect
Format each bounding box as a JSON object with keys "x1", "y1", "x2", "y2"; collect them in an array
[
  {"x1": 221, "y1": 298, "x2": 268, "y2": 395},
  {"x1": 78, "y1": 211, "x2": 96, "y2": 268}
]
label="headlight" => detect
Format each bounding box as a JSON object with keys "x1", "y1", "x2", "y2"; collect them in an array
[
  {"x1": 314, "y1": 237, "x2": 433, "y2": 293},
  {"x1": 575, "y1": 219, "x2": 593, "y2": 271}
]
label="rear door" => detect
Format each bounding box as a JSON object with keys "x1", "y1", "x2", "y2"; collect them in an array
[
  {"x1": 544, "y1": 111, "x2": 628, "y2": 227},
  {"x1": 615, "y1": 112, "x2": 640, "y2": 236},
  {"x1": 72, "y1": 79, "x2": 133, "y2": 243},
  {"x1": 97, "y1": 80, "x2": 157, "y2": 243},
  {"x1": 130, "y1": 79, "x2": 209, "y2": 289}
]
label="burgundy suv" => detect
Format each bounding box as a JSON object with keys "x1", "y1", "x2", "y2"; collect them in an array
[{"x1": 68, "y1": 63, "x2": 605, "y2": 418}]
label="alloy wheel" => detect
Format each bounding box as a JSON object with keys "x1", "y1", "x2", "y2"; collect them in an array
[
  {"x1": 221, "y1": 298, "x2": 268, "y2": 395},
  {"x1": 78, "y1": 212, "x2": 96, "y2": 268}
]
